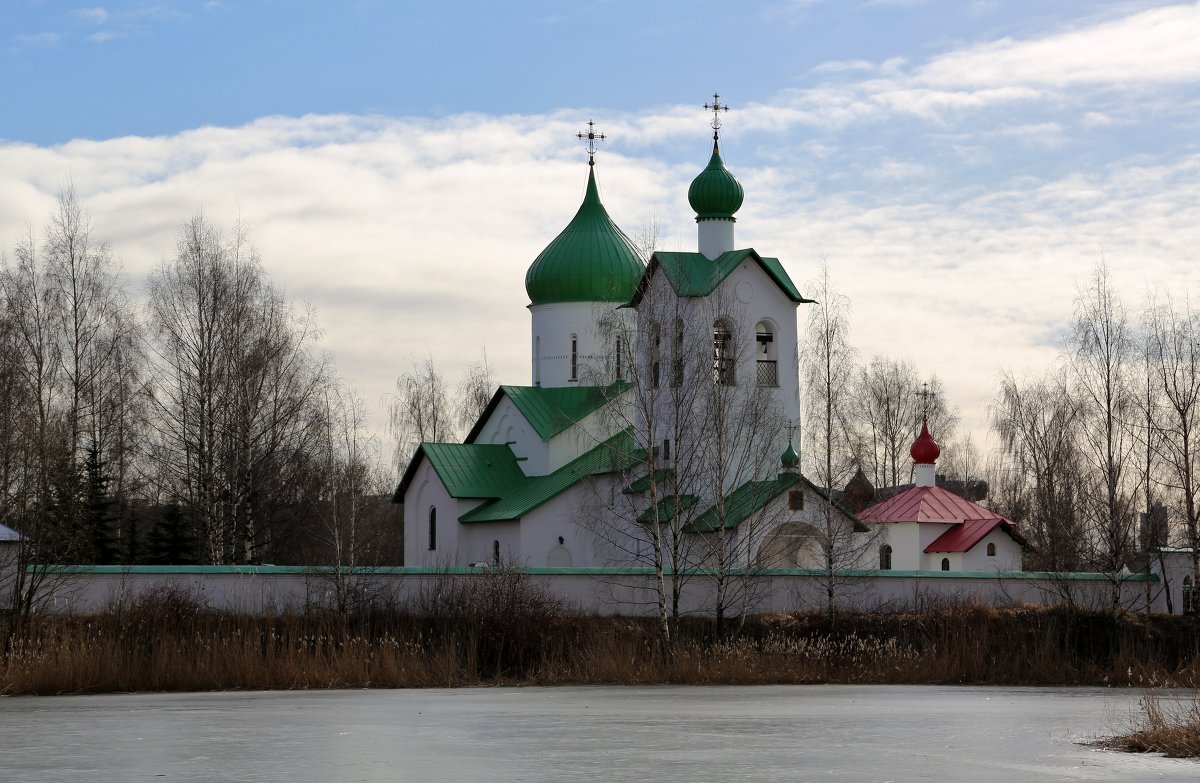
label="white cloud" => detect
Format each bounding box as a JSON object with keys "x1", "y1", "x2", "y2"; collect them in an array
[
  {"x1": 88, "y1": 30, "x2": 121, "y2": 43},
  {"x1": 810, "y1": 59, "x2": 876, "y2": 74},
  {"x1": 2, "y1": 105, "x2": 1198, "y2": 453},
  {"x1": 72, "y1": 7, "x2": 109, "y2": 24},
  {"x1": 14, "y1": 32, "x2": 62, "y2": 47},
  {"x1": 916, "y1": 2, "x2": 1200, "y2": 89}
]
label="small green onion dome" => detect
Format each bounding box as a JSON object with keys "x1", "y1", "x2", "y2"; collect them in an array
[
  {"x1": 525, "y1": 167, "x2": 645, "y2": 306},
  {"x1": 688, "y1": 142, "x2": 744, "y2": 221},
  {"x1": 781, "y1": 442, "x2": 800, "y2": 470}
]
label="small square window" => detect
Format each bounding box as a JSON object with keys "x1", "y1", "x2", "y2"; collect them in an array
[{"x1": 789, "y1": 490, "x2": 804, "y2": 511}]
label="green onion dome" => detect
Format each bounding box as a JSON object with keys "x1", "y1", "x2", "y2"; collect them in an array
[
  {"x1": 525, "y1": 167, "x2": 645, "y2": 306},
  {"x1": 688, "y1": 142, "x2": 744, "y2": 221},
  {"x1": 781, "y1": 442, "x2": 800, "y2": 470}
]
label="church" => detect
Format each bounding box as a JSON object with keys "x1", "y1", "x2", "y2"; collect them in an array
[{"x1": 394, "y1": 103, "x2": 1025, "y2": 576}]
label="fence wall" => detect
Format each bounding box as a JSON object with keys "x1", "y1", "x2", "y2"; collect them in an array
[{"x1": 12, "y1": 560, "x2": 1184, "y2": 616}]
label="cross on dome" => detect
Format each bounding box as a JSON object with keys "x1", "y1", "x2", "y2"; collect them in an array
[
  {"x1": 918, "y1": 382, "x2": 934, "y2": 421},
  {"x1": 577, "y1": 120, "x2": 606, "y2": 166},
  {"x1": 703, "y1": 93, "x2": 729, "y2": 141}
]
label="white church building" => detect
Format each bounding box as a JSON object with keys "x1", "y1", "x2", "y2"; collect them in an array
[{"x1": 394, "y1": 111, "x2": 1025, "y2": 577}]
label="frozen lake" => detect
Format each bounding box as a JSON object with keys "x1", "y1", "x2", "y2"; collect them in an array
[{"x1": 0, "y1": 685, "x2": 1195, "y2": 782}]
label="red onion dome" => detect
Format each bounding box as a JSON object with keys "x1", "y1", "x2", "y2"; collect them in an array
[{"x1": 910, "y1": 421, "x2": 940, "y2": 465}]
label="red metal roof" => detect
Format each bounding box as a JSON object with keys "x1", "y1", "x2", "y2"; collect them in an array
[
  {"x1": 925, "y1": 518, "x2": 1005, "y2": 553},
  {"x1": 859, "y1": 484, "x2": 1004, "y2": 524},
  {"x1": 860, "y1": 484, "x2": 1028, "y2": 553}
]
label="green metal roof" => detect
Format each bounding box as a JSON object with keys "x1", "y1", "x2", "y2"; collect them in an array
[
  {"x1": 464, "y1": 382, "x2": 631, "y2": 444},
  {"x1": 394, "y1": 443, "x2": 525, "y2": 502},
  {"x1": 688, "y1": 142, "x2": 744, "y2": 220},
  {"x1": 624, "y1": 468, "x2": 674, "y2": 494},
  {"x1": 685, "y1": 474, "x2": 799, "y2": 533},
  {"x1": 627, "y1": 249, "x2": 814, "y2": 307},
  {"x1": 459, "y1": 429, "x2": 643, "y2": 523},
  {"x1": 637, "y1": 494, "x2": 700, "y2": 524},
  {"x1": 525, "y1": 167, "x2": 646, "y2": 306}
]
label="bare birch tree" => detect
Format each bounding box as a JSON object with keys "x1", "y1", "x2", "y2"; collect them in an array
[
  {"x1": 801, "y1": 261, "x2": 873, "y2": 615},
  {"x1": 1069, "y1": 263, "x2": 1138, "y2": 601}
]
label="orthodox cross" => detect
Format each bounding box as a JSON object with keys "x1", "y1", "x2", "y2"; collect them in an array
[
  {"x1": 577, "y1": 120, "x2": 605, "y2": 166},
  {"x1": 918, "y1": 382, "x2": 934, "y2": 421},
  {"x1": 703, "y1": 93, "x2": 729, "y2": 141}
]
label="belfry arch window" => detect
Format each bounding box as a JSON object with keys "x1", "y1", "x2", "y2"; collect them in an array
[
  {"x1": 755, "y1": 320, "x2": 778, "y2": 387},
  {"x1": 428, "y1": 507, "x2": 437, "y2": 551},
  {"x1": 879, "y1": 544, "x2": 892, "y2": 570},
  {"x1": 713, "y1": 318, "x2": 735, "y2": 385},
  {"x1": 569, "y1": 334, "x2": 578, "y2": 382}
]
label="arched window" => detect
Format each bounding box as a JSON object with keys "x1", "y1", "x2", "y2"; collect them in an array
[
  {"x1": 534, "y1": 336, "x2": 541, "y2": 386},
  {"x1": 986, "y1": 542, "x2": 996, "y2": 557},
  {"x1": 755, "y1": 320, "x2": 778, "y2": 387},
  {"x1": 648, "y1": 321, "x2": 661, "y2": 388},
  {"x1": 570, "y1": 334, "x2": 578, "y2": 381},
  {"x1": 614, "y1": 335, "x2": 623, "y2": 381},
  {"x1": 427, "y1": 507, "x2": 437, "y2": 551},
  {"x1": 492, "y1": 539, "x2": 501, "y2": 566},
  {"x1": 671, "y1": 317, "x2": 684, "y2": 387},
  {"x1": 879, "y1": 544, "x2": 892, "y2": 570},
  {"x1": 941, "y1": 558, "x2": 950, "y2": 571},
  {"x1": 713, "y1": 318, "x2": 734, "y2": 385}
]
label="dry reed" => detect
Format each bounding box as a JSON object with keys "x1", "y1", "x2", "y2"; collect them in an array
[
  {"x1": 1102, "y1": 690, "x2": 1200, "y2": 758},
  {"x1": 2, "y1": 578, "x2": 1198, "y2": 696}
]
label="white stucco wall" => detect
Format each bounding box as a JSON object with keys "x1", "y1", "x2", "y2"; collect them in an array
[
  {"x1": 30, "y1": 563, "x2": 1178, "y2": 617},
  {"x1": 960, "y1": 530, "x2": 1023, "y2": 571},
  {"x1": 697, "y1": 219, "x2": 735, "y2": 259},
  {"x1": 530, "y1": 302, "x2": 633, "y2": 389},
  {"x1": 471, "y1": 396, "x2": 548, "y2": 476}
]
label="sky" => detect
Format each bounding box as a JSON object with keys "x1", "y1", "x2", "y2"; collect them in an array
[{"x1": 3, "y1": 0, "x2": 1200, "y2": 462}]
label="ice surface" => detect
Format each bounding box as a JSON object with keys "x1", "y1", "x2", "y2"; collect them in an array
[{"x1": 0, "y1": 685, "x2": 1194, "y2": 782}]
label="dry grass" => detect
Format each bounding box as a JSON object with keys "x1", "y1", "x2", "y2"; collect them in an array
[
  {"x1": 1103, "y1": 691, "x2": 1200, "y2": 758},
  {"x1": 1, "y1": 578, "x2": 1198, "y2": 696}
]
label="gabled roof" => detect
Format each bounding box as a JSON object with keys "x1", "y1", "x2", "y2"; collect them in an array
[
  {"x1": 925, "y1": 518, "x2": 1030, "y2": 553},
  {"x1": 0, "y1": 523, "x2": 20, "y2": 542},
  {"x1": 624, "y1": 468, "x2": 674, "y2": 494},
  {"x1": 459, "y1": 429, "x2": 643, "y2": 523},
  {"x1": 685, "y1": 474, "x2": 799, "y2": 533},
  {"x1": 627, "y1": 249, "x2": 814, "y2": 308},
  {"x1": 637, "y1": 494, "x2": 700, "y2": 524},
  {"x1": 858, "y1": 484, "x2": 1007, "y2": 525},
  {"x1": 465, "y1": 382, "x2": 630, "y2": 444},
  {"x1": 393, "y1": 443, "x2": 525, "y2": 503}
]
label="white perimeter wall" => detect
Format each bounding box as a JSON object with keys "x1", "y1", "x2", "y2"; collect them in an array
[{"x1": 17, "y1": 560, "x2": 1187, "y2": 617}]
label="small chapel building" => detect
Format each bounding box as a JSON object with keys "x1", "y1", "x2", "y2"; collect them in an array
[
  {"x1": 395, "y1": 111, "x2": 866, "y2": 570},
  {"x1": 858, "y1": 422, "x2": 1028, "y2": 572}
]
